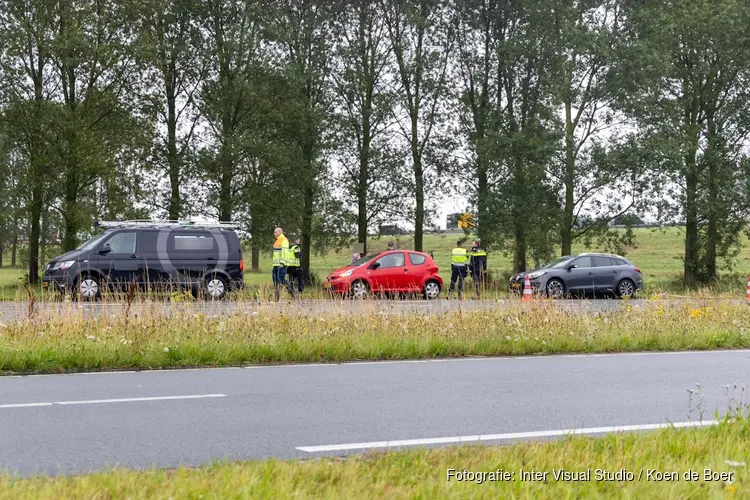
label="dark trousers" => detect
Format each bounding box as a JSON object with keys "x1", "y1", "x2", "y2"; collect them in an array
[
  {"x1": 287, "y1": 266, "x2": 304, "y2": 293},
  {"x1": 272, "y1": 266, "x2": 287, "y2": 286},
  {"x1": 272, "y1": 266, "x2": 295, "y2": 300},
  {"x1": 471, "y1": 268, "x2": 483, "y2": 298},
  {"x1": 449, "y1": 265, "x2": 468, "y2": 296}
]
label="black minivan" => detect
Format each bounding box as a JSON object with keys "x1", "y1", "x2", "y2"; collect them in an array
[{"x1": 42, "y1": 220, "x2": 245, "y2": 300}]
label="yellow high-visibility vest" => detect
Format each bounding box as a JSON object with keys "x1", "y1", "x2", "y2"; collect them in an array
[
  {"x1": 290, "y1": 244, "x2": 301, "y2": 267},
  {"x1": 451, "y1": 248, "x2": 468, "y2": 266},
  {"x1": 273, "y1": 235, "x2": 290, "y2": 267}
]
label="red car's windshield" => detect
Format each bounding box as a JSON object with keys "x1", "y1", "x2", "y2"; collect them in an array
[{"x1": 351, "y1": 252, "x2": 382, "y2": 267}]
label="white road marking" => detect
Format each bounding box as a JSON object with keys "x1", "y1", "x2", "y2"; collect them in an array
[
  {"x1": 0, "y1": 402, "x2": 54, "y2": 408},
  {"x1": 0, "y1": 394, "x2": 226, "y2": 409},
  {"x1": 296, "y1": 420, "x2": 720, "y2": 453}
]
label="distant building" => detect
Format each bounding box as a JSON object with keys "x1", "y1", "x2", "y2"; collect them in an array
[
  {"x1": 446, "y1": 213, "x2": 461, "y2": 230},
  {"x1": 378, "y1": 224, "x2": 407, "y2": 235}
]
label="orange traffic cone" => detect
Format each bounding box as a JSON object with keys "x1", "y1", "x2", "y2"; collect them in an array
[
  {"x1": 746, "y1": 275, "x2": 750, "y2": 302},
  {"x1": 522, "y1": 273, "x2": 533, "y2": 302}
]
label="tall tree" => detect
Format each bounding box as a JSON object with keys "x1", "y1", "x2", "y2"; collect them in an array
[
  {"x1": 331, "y1": 1, "x2": 407, "y2": 254},
  {"x1": 0, "y1": 0, "x2": 57, "y2": 283},
  {"x1": 138, "y1": 0, "x2": 206, "y2": 220},
  {"x1": 453, "y1": 0, "x2": 498, "y2": 245},
  {"x1": 621, "y1": 0, "x2": 750, "y2": 285},
  {"x1": 454, "y1": 0, "x2": 560, "y2": 271},
  {"x1": 199, "y1": 0, "x2": 268, "y2": 222},
  {"x1": 550, "y1": 0, "x2": 646, "y2": 256},
  {"x1": 270, "y1": 0, "x2": 334, "y2": 275},
  {"x1": 49, "y1": 0, "x2": 141, "y2": 250},
  {"x1": 382, "y1": 0, "x2": 457, "y2": 251}
]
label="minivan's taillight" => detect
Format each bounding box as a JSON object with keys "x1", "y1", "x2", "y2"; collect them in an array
[
  {"x1": 634, "y1": 267, "x2": 641, "y2": 274},
  {"x1": 240, "y1": 259, "x2": 244, "y2": 272}
]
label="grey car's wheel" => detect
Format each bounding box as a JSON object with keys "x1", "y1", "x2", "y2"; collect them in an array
[
  {"x1": 546, "y1": 278, "x2": 565, "y2": 299},
  {"x1": 617, "y1": 278, "x2": 635, "y2": 298},
  {"x1": 206, "y1": 276, "x2": 227, "y2": 300},
  {"x1": 423, "y1": 280, "x2": 440, "y2": 300},
  {"x1": 350, "y1": 280, "x2": 369, "y2": 300},
  {"x1": 78, "y1": 275, "x2": 101, "y2": 302}
]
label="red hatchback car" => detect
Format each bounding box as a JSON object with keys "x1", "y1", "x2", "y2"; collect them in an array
[{"x1": 323, "y1": 250, "x2": 443, "y2": 299}]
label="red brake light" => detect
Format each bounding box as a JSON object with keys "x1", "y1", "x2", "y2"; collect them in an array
[
  {"x1": 240, "y1": 259, "x2": 244, "y2": 272},
  {"x1": 634, "y1": 267, "x2": 641, "y2": 274}
]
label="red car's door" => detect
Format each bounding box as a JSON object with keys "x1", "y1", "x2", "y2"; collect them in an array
[
  {"x1": 403, "y1": 252, "x2": 428, "y2": 291},
  {"x1": 368, "y1": 252, "x2": 407, "y2": 292}
]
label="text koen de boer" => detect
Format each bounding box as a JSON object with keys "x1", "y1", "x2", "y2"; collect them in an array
[{"x1": 446, "y1": 468, "x2": 734, "y2": 483}]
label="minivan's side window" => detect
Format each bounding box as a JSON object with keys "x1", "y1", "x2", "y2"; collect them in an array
[
  {"x1": 170, "y1": 232, "x2": 215, "y2": 252},
  {"x1": 105, "y1": 232, "x2": 136, "y2": 254}
]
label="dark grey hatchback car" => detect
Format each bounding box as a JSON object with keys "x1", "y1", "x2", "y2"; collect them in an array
[
  {"x1": 42, "y1": 220, "x2": 244, "y2": 301},
  {"x1": 509, "y1": 253, "x2": 643, "y2": 299}
]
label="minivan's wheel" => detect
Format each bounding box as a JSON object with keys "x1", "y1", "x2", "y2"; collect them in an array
[
  {"x1": 423, "y1": 280, "x2": 441, "y2": 300},
  {"x1": 205, "y1": 275, "x2": 228, "y2": 300},
  {"x1": 546, "y1": 278, "x2": 565, "y2": 299},
  {"x1": 617, "y1": 278, "x2": 636, "y2": 298},
  {"x1": 77, "y1": 275, "x2": 101, "y2": 302},
  {"x1": 350, "y1": 280, "x2": 369, "y2": 300}
]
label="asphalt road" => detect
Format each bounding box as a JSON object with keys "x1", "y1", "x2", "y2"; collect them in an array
[
  {"x1": 0, "y1": 297, "x2": 741, "y2": 323},
  {"x1": 1, "y1": 350, "x2": 749, "y2": 477}
]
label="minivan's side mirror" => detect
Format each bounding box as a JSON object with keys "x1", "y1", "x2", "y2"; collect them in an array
[
  {"x1": 100, "y1": 244, "x2": 112, "y2": 255},
  {"x1": 565, "y1": 263, "x2": 578, "y2": 270},
  {"x1": 369, "y1": 261, "x2": 381, "y2": 270}
]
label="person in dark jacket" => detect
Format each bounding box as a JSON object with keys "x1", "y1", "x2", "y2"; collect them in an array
[
  {"x1": 469, "y1": 239, "x2": 487, "y2": 299},
  {"x1": 287, "y1": 238, "x2": 304, "y2": 294}
]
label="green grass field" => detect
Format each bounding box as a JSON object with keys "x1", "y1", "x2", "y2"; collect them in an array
[
  {"x1": 2, "y1": 227, "x2": 750, "y2": 299},
  {"x1": 2, "y1": 415, "x2": 747, "y2": 498}
]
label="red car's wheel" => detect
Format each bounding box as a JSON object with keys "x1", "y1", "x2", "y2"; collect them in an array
[
  {"x1": 423, "y1": 280, "x2": 441, "y2": 300},
  {"x1": 350, "y1": 279, "x2": 369, "y2": 299}
]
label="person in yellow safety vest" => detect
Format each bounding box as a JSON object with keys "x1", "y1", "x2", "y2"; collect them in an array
[
  {"x1": 272, "y1": 227, "x2": 296, "y2": 301},
  {"x1": 287, "y1": 238, "x2": 304, "y2": 294},
  {"x1": 448, "y1": 239, "x2": 469, "y2": 299},
  {"x1": 469, "y1": 239, "x2": 487, "y2": 299}
]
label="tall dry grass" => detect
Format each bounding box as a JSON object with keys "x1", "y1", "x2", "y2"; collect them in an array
[{"x1": 1, "y1": 298, "x2": 749, "y2": 373}]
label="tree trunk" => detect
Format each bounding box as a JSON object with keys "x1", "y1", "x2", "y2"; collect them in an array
[
  {"x1": 684, "y1": 160, "x2": 699, "y2": 286},
  {"x1": 513, "y1": 158, "x2": 527, "y2": 272},
  {"x1": 28, "y1": 183, "x2": 43, "y2": 284},
  {"x1": 40, "y1": 209, "x2": 48, "y2": 268},
  {"x1": 704, "y1": 112, "x2": 718, "y2": 282},
  {"x1": 218, "y1": 138, "x2": 233, "y2": 221},
  {"x1": 12, "y1": 231, "x2": 17, "y2": 267},
  {"x1": 301, "y1": 184, "x2": 314, "y2": 283},
  {"x1": 683, "y1": 91, "x2": 701, "y2": 287},
  {"x1": 476, "y1": 153, "x2": 488, "y2": 243},
  {"x1": 0, "y1": 241, "x2": 4, "y2": 268},
  {"x1": 413, "y1": 153, "x2": 424, "y2": 252},
  {"x1": 251, "y1": 245, "x2": 260, "y2": 272},
  {"x1": 514, "y1": 221, "x2": 526, "y2": 273},
  {"x1": 63, "y1": 173, "x2": 80, "y2": 251},
  {"x1": 358, "y1": 123, "x2": 370, "y2": 255},
  {"x1": 166, "y1": 60, "x2": 181, "y2": 220},
  {"x1": 561, "y1": 98, "x2": 575, "y2": 256}
]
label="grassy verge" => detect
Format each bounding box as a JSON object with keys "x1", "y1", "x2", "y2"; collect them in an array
[
  {"x1": 3, "y1": 414, "x2": 747, "y2": 498},
  {"x1": 1, "y1": 299, "x2": 749, "y2": 374}
]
